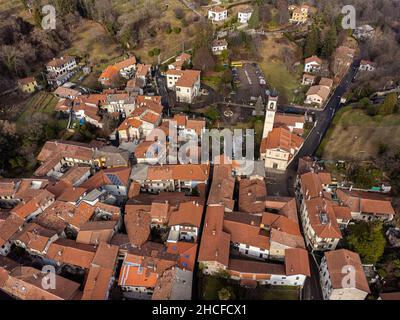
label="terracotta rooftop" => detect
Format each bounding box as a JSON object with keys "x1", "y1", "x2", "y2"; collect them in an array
[
  {"x1": 207, "y1": 165, "x2": 235, "y2": 211},
  {"x1": 209, "y1": 5, "x2": 227, "y2": 13},
  {"x1": 114, "y1": 57, "x2": 137, "y2": 70},
  {"x1": 305, "y1": 55, "x2": 322, "y2": 65},
  {"x1": 166, "y1": 242, "x2": 197, "y2": 272},
  {"x1": 239, "y1": 179, "x2": 267, "y2": 213},
  {"x1": 81, "y1": 242, "x2": 119, "y2": 300},
  {"x1": 81, "y1": 167, "x2": 131, "y2": 191},
  {"x1": 124, "y1": 208, "x2": 151, "y2": 247},
  {"x1": 324, "y1": 249, "x2": 370, "y2": 293},
  {"x1": 285, "y1": 248, "x2": 311, "y2": 276},
  {"x1": 46, "y1": 238, "x2": 96, "y2": 269},
  {"x1": 300, "y1": 171, "x2": 332, "y2": 200},
  {"x1": 304, "y1": 198, "x2": 342, "y2": 239},
  {"x1": 11, "y1": 223, "x2": 57, "y2": 253},
  {"x1": 0, "y1": 214, "x2": 25, "y2": 247},
  {"x1": 336, "y1": 189, "x2": 395, "y2": 217},
  {"x1": 260, "y1": 127, "x2": 304, "y2": 155},
  {"x1": 47, "y1": 56, "x2": 75, "y2": 68},
  {"x1": 176, "y1": 70, "x2": 201, "y2": 88},
  {"x1": 18, "y1": 77, "x2": 36, "y2": 86},
  {"x1": 306, "y1": 85, "x2": 331, "y2": 101},
  {"x1": 224, "y1": 212, "x2": 270, "y2": 251},
  {"x1": 168, "y1": 201, "x2": 204, "y2": 228},
  {"x1": 76, "y1": 220, "x2": 117, "y2": 245},
  {"x1": 0, "y1": 265, "x2": 80, "y2": 300},
  {"x1": 198, "y1": 206, "x2": 230, "y2": 267}
]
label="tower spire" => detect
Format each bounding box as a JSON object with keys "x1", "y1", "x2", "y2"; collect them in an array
[{"x1": 262, "y1": 94, "x2": 279, "y2": 138}]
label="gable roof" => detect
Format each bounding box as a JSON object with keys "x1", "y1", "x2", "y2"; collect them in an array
[
  {"x1": 198, "y1": 206, "x2": 230, "y2": 267},
  {"x1": 336, "y1": 189, "x2": 395, "y2": 217},
  {"x1": 306, "y1": 85, "x2": 330, "y2": 101},
  {"x1": 260, "y1": 127, "x2": 304, "y2": 154},
  {"x1": 305, "y1": 55, "x2": 322, "y2": 65},
  {"x1": 285, "y1": 248, "x2": 311, "y2": 276},
  {"x1": 114, "y1": 57, "x2": 137, "y2": 70},
  {"x1": 324, "y1": 249, "x2": 370, "y2": 293},
  {"x1": 304, "y1": 198, "x2": 342, "y2": 239},
  {"x1": 168, "y1": 201, "x2": 204, "y2": 228},
  {"x1": 46, "y1": 239, "x2": 96, "y2": 269},
  {"x1": 238, "y1": 178, "x2": 267, "y2": 213}
]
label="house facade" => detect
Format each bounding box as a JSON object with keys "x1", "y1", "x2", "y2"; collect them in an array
[
  {"x1": 166, "y1": 69, "x2": 201, "y2": 104},
  {"x1": 319, "y1": 249, "x2": 370, "y2": 300},
  {"x1": 238, "y1": 7, "x2": 253, "y2": 24},
  {"x1": 208, "y1": 6, "x2": 228, "y2": 22},
  {"x1": 304, "y1": 56, "x2": 322, "y2": 73}
]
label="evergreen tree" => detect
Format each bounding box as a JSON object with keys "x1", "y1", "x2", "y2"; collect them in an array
[
  {"x1": 248, "y1": 4, "x2": 260, "y2": 29},
  {"x1": 347, "y1": 222, "x2": 386, "y2": 264},
  {"x1": 304, "y1": 26, "x2": 319, "y2": 57},
  {"x1": 379, "y1": 92, "x2": 398, "y2": 115},
  {"x1": 321, "y1": 27, "x2": 337, "y2": 59}
]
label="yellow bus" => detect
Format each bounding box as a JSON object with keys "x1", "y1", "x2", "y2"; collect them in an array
[{"x1": 231, "y1": 61, "x2": 243, "y2": 68}]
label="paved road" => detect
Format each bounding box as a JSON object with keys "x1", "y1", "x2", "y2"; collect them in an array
[
  {"x1": 267, "y1": 59, "x2": 361, "y2": 197},
  {"x1": 294, "y1": 59, "x2": 361, "y2": 300}
]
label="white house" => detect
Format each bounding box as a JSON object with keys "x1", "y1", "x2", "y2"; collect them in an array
[
  {"x1": 305, "y1": 85, "x2": 330, "y2": 106},
  {"x1": 212, "y1": 39, "x2": 228, "y2": 55},
  {"x1": 103, "y1": 93, "x2": 136, "y2": 117},
  {"x1": 238, "y1": 7, "x2": 253, "y2": 24},
  {"x1": 304, "y1": 55, "x2": 322, "y2": 73},
  {"x1": 46, "y1": 56, "x2": 77, "y2": 76},
  {"x1": 114, "y1": 57, "x2": 137, "y2": 79},
  {"x1": 167, "y1": 202, "x2": 203, "y2": 243},
  {"x1": 300, "y1": 197, "x2": 342, "y2": 251},
  {"x1": 359, "y1": 60, "x2": 376, "y2": 72},
  {"x1": 166, "y1": 69, "x2": 201, "y2": 104},
  {"x1": 320, "y1": 249, "x2": 370, "y2": 300},
  {"x1": 208, "y1": 6, "x2": 228, "y2": 22}
]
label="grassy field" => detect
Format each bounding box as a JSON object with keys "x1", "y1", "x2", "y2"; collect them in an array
[
  {"x1": 320, "y1": 106, "x2": 400, "y2": 161},
  {"x1": 258, "y1": 36, "x2": 303, "y2": 104},
  {"x1": 0, "y1": 0, "x2": 29, "y2": 25},
  {"x1": 113, "y1": 0, "x2": 198, "y2": 64},
  {"x1": 66, "y1": 20, "x2": 123, "y2": 64},
  {"x1": 200, "y1": 274, "x2": 300, "y2": 300},
  {"x1": 17, "y1": 91, "x2": 59, "y2": 124}
]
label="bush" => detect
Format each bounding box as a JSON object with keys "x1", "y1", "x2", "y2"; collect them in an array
[
  {"x1": 174, "y1": 7, "x2": 185, "y2": 20},
  {"x1": 173, "y1": 27, "x2": 182, "y2": 34},
  {"x1": 166, "y1": 27, "x2": 173, "y2": 34},
  {"x1": 153, "y1": 48, "x2": 161, "y2": 56},
  {"x1": 148, "y1": 50, "x2": 155, "y2": 57},
  {"x1": 181, "y1": 19, "x2": 189, "y2": 28}
]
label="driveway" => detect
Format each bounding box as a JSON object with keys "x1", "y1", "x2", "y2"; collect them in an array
[{"x1": 231, "y1": 63, "x2": 267, "y2": 105}]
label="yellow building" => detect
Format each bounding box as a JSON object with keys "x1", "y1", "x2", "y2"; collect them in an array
[
  {"x1": 18, "y1": 77, "x2": 37, "y2": 93},
  {"x1": 289, "y1": 5, "x2": 310, "y2": 23}
]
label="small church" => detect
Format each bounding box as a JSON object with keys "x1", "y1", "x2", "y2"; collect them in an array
[{"x1": 260, "y1": 94, "x2": 306, "y2": 171}]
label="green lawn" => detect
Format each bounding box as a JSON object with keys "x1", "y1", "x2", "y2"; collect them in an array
[
  {"x1": 17, "y1": 91, "x2": 59, "y2": 124},
  {"x1": 202, "y1": 76, "x2": 223, "y2": 91},
  {"x1": 260, "y1": 61, "x2": 301, "y2": 104},
  {"x1": 199, "y1": 274, "x2": 300, "y2": 300},
  {"x1": 319, "y1": 106, "x2": 400, "y2": 161}
]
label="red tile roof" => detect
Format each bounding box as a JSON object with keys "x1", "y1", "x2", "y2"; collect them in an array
[
  {"x1": 260, "y1": 127, "x2": 304, "y2": 154},
  {"x1": 198, "y1": 206, "x2": 230, "y2": 267},
  {"x1": 324, "y1": 249, "x2": 370, "y2": 293},
  {"x1": 168, "y1": 201, "x2": 204, "y2": 228}
]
